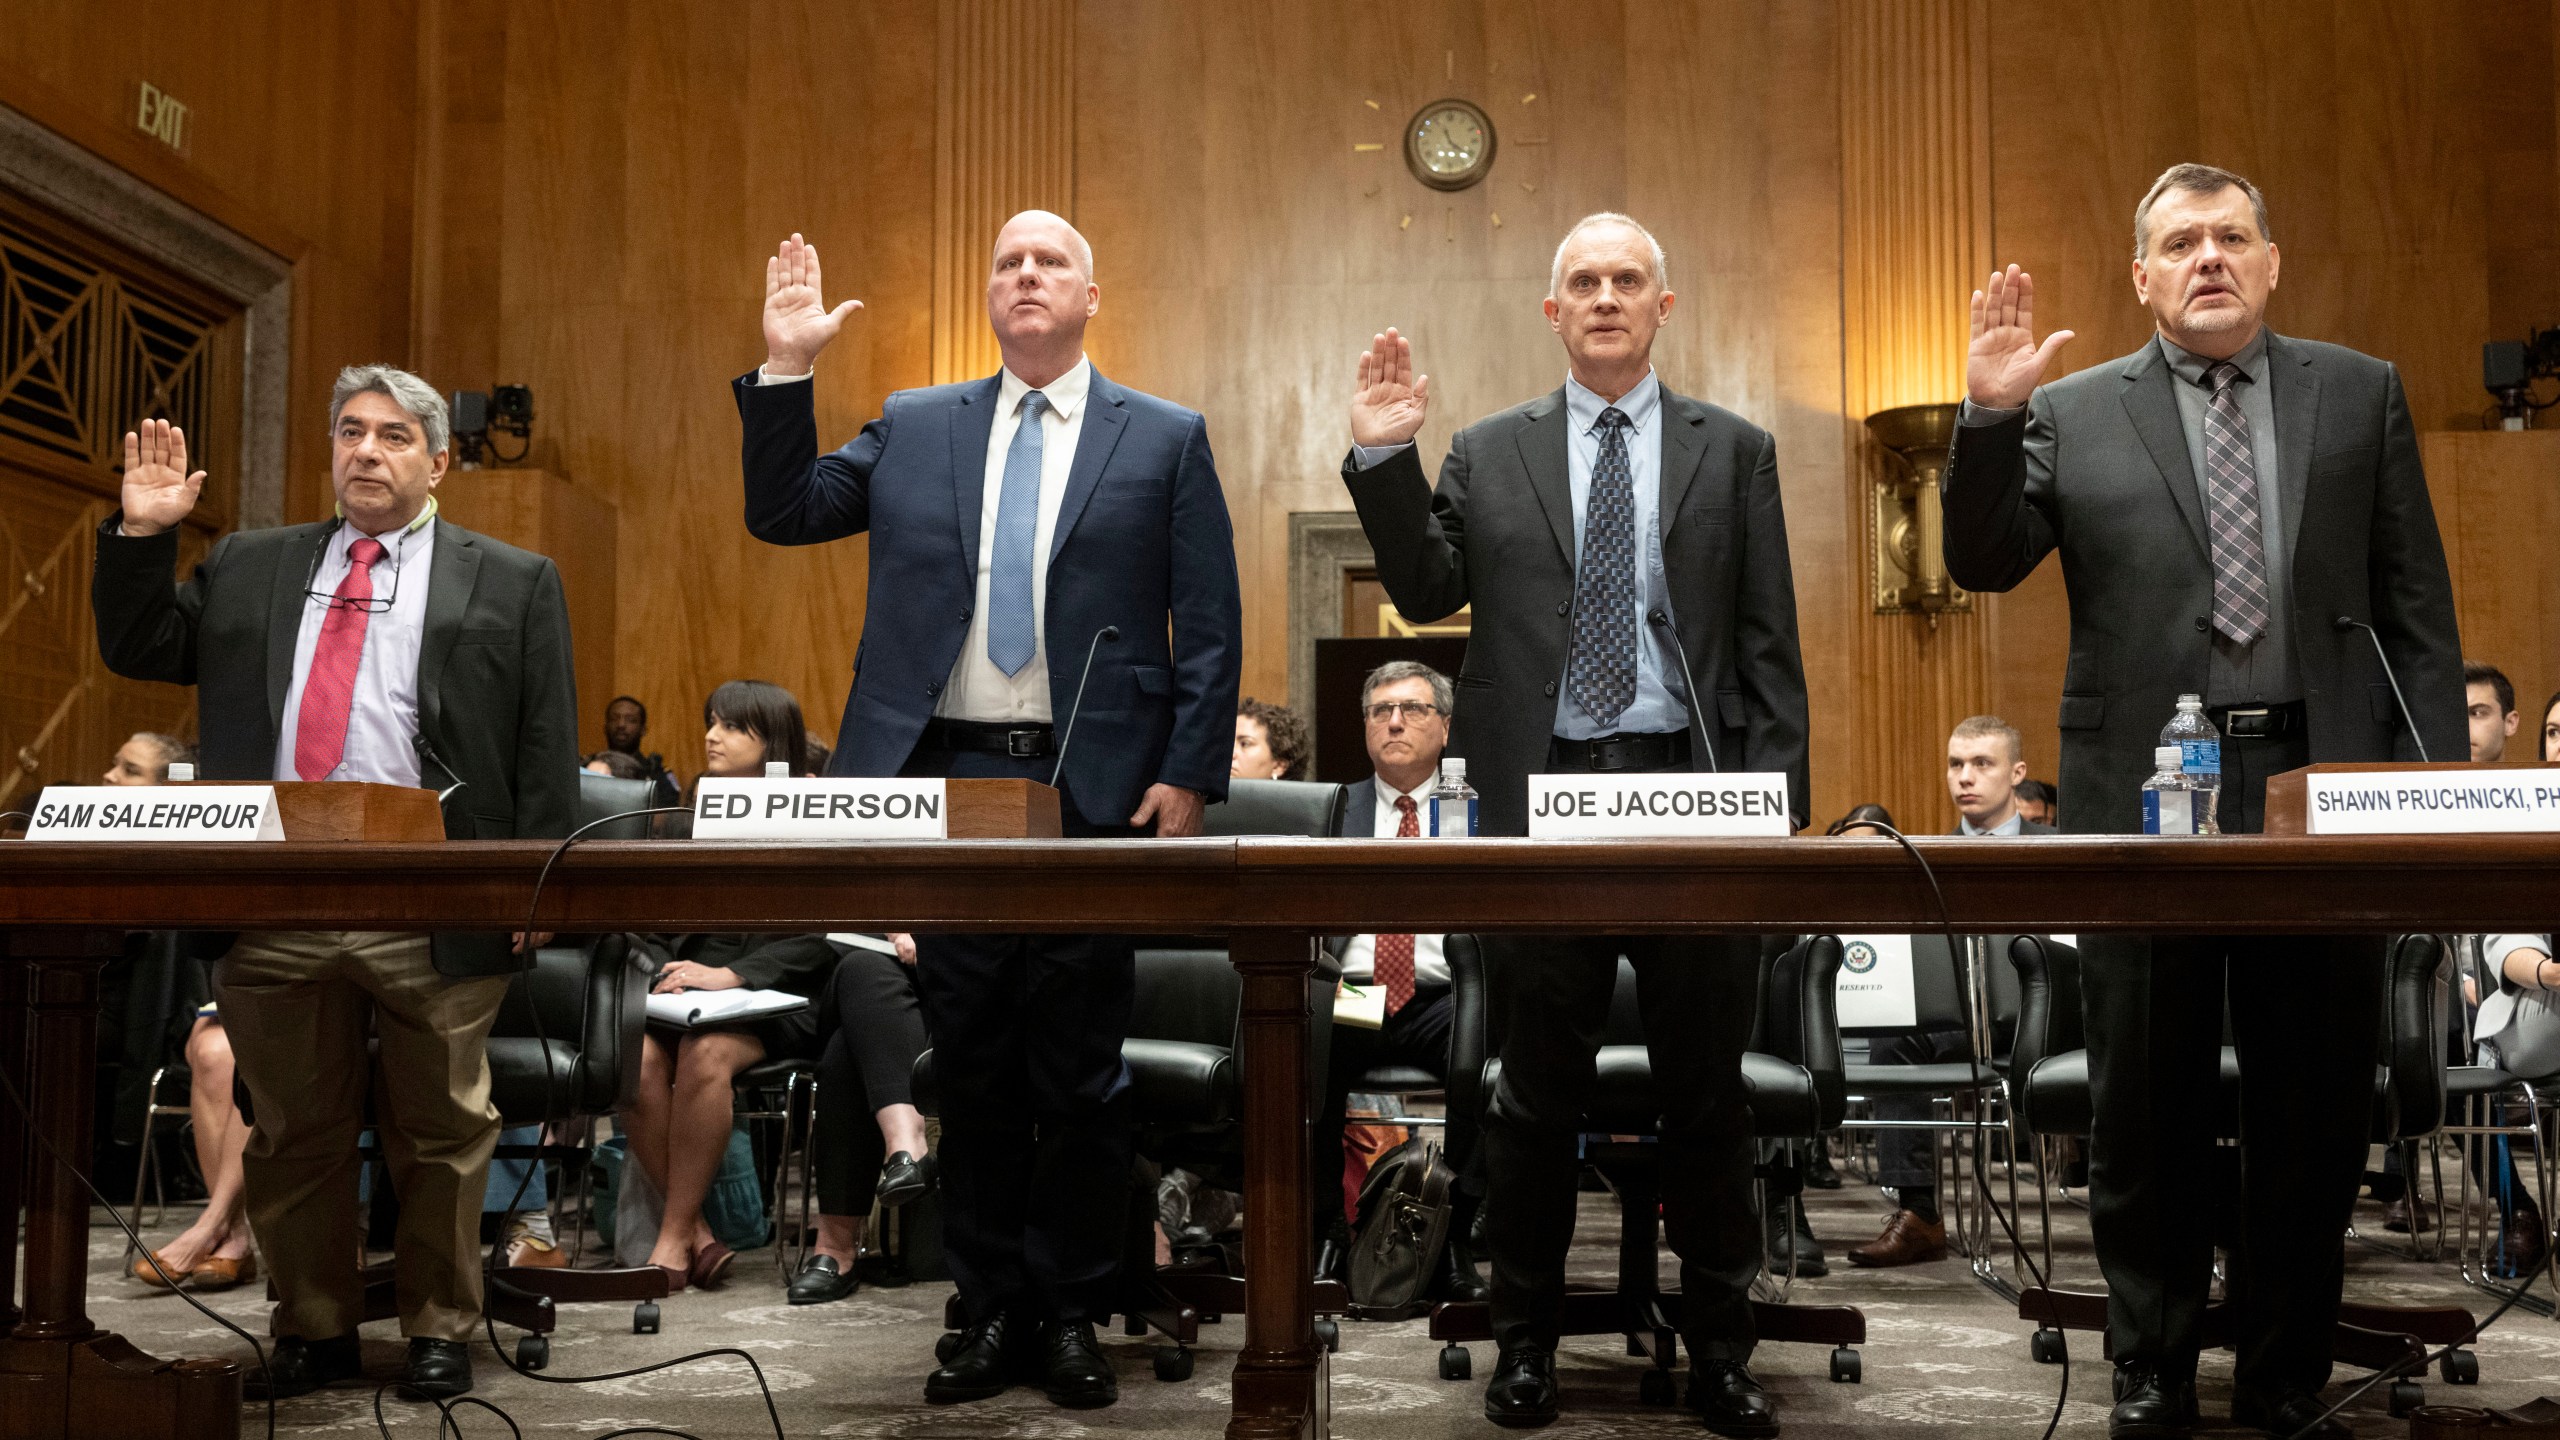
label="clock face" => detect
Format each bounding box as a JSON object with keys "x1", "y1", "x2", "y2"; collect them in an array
[{"x1": 1404, "y1": 98, "x2": 1496, "y2": 191}]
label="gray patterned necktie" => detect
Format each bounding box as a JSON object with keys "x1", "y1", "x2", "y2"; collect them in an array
[
  {"x1": 2200, "y1": 362, "x2": 2269, "y2": 646},
  {"x1": 1564, "y1": 407, "x2": 1638, "y2": 728},
  {"x1": 987, "y1": 389, "x2": 1049, "y2": 676}
]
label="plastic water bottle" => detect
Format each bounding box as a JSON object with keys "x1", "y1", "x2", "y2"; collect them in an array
[
  {"x1": 764, "y1": 760, "x2": 791, "y2": 779},
  {"x1": 2141, "y1": 745, "x2": 2201, "y2": 835},
  {"x1": 1427, "y1": 758, "x2": 1479, "y2": 838},
  {"x1": 166, "y1": 762, "x2": 195, "y2": 782},
  {"x1": 2158, "y1": 694, "x2": 2222, "y2": 835}
]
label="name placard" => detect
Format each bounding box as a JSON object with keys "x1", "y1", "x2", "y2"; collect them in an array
[
  {"x1": 1833, "y1": 934, "x2": 1918, "y2": 1029},
  {"x1": 2304, "y1": 771, "x2": 2560, "y2": 835},
  {"x1": 25, "y1": 785, "x2": 284, "y2": 842},
  {"x1": 1526, "y1": 772, "x2": 1793, "y2": 838},
  {"x1": 692, "y1": 778, "x2": 949, "y2": 840}
]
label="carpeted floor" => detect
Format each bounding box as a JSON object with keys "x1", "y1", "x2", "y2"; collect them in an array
[{"x1": 84, "y1": 1161, "x2": 2560, "y2": 1438}]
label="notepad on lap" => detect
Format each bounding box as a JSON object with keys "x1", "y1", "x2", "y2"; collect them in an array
[{"x1": 644, "y1": 989, "x2": 810, "y2": 1030}]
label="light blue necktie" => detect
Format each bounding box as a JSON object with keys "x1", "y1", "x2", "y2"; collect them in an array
[{"x1": 987, "y1": 389, "x2": 1050, "y2": 676}]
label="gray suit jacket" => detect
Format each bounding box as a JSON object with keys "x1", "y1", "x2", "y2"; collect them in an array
[
  {"x1": 1344, "y1": 386, "x2": 1811, "y2": 837},
  {"x1": 1942, "y1": 331, "x2": 2462, "y2": 836},
  {"x1": 93, "y1": 516, "x2": 582, "y2": 975}
]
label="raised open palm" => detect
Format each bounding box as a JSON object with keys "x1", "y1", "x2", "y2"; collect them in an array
[
  {"x1": 1967, "y1": 265, "x2": 2075, "y2": 411},
  {"x1": 1350, "y1": 328, "x2": 1431, "y2": 448},
  {"x1": 119, "y1": 418, "x2": 204, "y2": 537},
  {"x1": 762, "y1": 233, "x2": 864, "y2": 376}
]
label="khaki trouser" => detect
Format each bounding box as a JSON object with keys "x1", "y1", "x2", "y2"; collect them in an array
[{"x1": 217, "y1": 931, "x2": 508, "y2": 1341}]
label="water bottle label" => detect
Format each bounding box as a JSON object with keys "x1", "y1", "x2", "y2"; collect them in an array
[
  {"x1": 2143, "y1": 788, "x2": 2196, "y2": 836},
  {"x1": 1430, "y1": 796, "x2": 1478, "y2": 837},
  {"x1": 2179, "y1": 740, "x2": 2220, "y2": 776}
]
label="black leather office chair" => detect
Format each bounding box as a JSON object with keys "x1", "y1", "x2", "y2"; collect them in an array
[
  {"x1": 573, "y1": 770, "x2": 663, "y2": 838},
  {"x1": 2006, "y1": 933, "x2": 2478, "y2": 1415},
  {"x1": 1425, "y1": 936, "x2": 1868, "y2": 1400}
]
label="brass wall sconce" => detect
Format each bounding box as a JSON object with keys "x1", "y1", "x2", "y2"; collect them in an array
[{"x1": 1865, "y1": 402, "x2": 1971, "y2": 618}]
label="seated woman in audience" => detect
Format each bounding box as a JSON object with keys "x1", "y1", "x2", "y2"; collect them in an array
[
  {"x1": 2471, "y1": 933, "x2": 2560, "y2": 1276},
  {"x1": 2542, "y1": 689, "x2": 2560, "y2": 763},
  {"x1": 132, "y1": 998, "x2": 253, "y2": 1289},
  {"x1": 785, "y1": 930, "x2": 935, "y2": 1304},
  {"x1": 1825, "y1": 802, "x2": 1896, "y2": 838},
  {"x1": 104, "y1": 731, "x2": 193, "y2": 785},
  {"x1": 583, "y1": 748, "x2": 650, "y2": 780},
  {"x1": 624, "y1": 680, "x2": 842, "y2": 1289},
  {"x1": 1232, "y1": 697, "x2": 1310, "y2": 781}
]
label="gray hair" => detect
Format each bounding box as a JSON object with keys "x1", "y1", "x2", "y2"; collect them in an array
[
  {"x1": 1549, "y1": 212, "x2": 1669, "y2": 298},
  {"x1": 329, "y1": 364, "x2": 451, "y2": 456},
  {"x1": 1360, "y1": 659, "x2": 1454, "y2": 717},
  {"x1": 2133, "y1": 163, "x2": 2273, "y2": 262}
]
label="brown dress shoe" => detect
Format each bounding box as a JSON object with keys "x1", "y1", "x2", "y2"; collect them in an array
[{"x1": 1847, "y1": 1208, "x2": 1947, "y2": 1268}]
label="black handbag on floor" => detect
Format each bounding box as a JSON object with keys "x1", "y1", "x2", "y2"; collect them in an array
[{"x1": 1346, "y1": 1135, "x2": 1452, "y2": 1315}]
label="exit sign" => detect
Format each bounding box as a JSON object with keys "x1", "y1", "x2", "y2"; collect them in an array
[{"x1": 135, "y1": 82, "x2": 190, "y2": 154}]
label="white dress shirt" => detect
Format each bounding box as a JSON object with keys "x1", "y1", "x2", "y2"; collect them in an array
[
  {"x1": 273, "y1": 509, "x2": 435, "y2": 786},
  {"x1": 1339, "y1": 774, "x2": 1449, "y2": 988},
  {"x1": 1957, "y1": 809, "x2": 2025, "y2": 837},
  {"x1": 758, "y1": 358, "x2": 1091, "y2": 723}
]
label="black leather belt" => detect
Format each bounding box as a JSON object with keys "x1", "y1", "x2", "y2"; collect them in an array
[
  {"x1": 1547, "y1": 731, "x2": 1692, "y2": 773},
  {"x1": 921, "y1": 718, "x2": 1056, "y2": 757},
  {"x1": 2208, "y1": 699, "x2": 2305, "y2": 740}
]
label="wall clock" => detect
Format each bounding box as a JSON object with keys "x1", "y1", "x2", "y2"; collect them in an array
[{"x1": 1404, "y1": 97, "x2": 1496, "y2": 192}]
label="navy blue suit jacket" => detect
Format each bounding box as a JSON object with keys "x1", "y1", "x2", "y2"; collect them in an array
[{"x1": 734, "y1": 367, "x2": 1242, "y2": 826}]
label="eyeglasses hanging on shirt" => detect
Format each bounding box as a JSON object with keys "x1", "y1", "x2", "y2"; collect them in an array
[{"x1": 300, "y1": 497, "x2": 437, "y2": 612}]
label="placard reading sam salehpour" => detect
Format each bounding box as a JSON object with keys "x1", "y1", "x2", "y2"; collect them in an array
[
  {"x1": 691, "y1": 777, "x2": 949, "y2": 840},
  {"x1": 25, "y1": 785, "x2": 284, "y2": 842},
  {"x1": 2304, "y1": 770, "x2": 2560, "y2": 835},
  {"x1": 1526, "y1": 773, "x2": 1794, "y2": 838}
]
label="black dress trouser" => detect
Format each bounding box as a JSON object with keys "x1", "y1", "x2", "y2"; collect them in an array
[
  {"x1": 2081, "y1": 727, "x2": 2385, "y2": 1398},
  {"x1": 812, "y1": 944, "x2": 931, "y2": 1216},
  {"x1": 902, "y1": 742, "x2": 1138, "y2": 1325}
]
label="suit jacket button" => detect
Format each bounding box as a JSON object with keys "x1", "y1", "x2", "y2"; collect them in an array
[
  {"x1": 2194, "y1": 616, "x2": 2209, "y2": 632},
  {"x1": 960, "y1": 609, "x2": 971, "y2": 621},
  {"x1": 925, "y1": 682, "x2": 941, "y2": 696},
  {"x1": 1543, "y1": 681, "x2": 1558, "y2": 698},
  {"x1": 1556, "y1": 602, "x2": 1569, "y2": 617}
]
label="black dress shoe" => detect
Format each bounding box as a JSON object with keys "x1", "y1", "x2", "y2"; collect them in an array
[
  {"x1": 1805, "y1": 1146, "x2": 1844, "y2": 1190},
  {"x1": 399, "y1": 1337, "x2": 473, "y2": 1401},
  {"x1": 786, "y1": 1254, "x2": 861, "y2": 1305},
  {"x1": 1763, "y1": 1204, "x2": 1830, "y2": 1278},
  {"x1": 243, "y1": 1334, "x2": 363, "y2": 1400},
  {"x1": 2109, "y1": 1364, "x2": 2198, "y2": 1438},
  {"x1": 1435, "y1": 1234, "x2": 1491, "y2": 1303},
  {"x1": 877, "y1": 1151, "x2": 938, "y2": 1207},
  {"x1": 1483, "y1": 1345, "x2": 1559, "y2": 1428},
  {"x1": 925, "y1": 1313, "x2": 1016, "y2": 1403},
  {"x1": 1688, "y1": 1361, "x2": 1780, "y2": 1438},
  {"x1": 1037, "y1": 1319, "x2": 1117, "y2": 1408},
  {"x1": 2230, "y1": 1389, "x2": 2349, "y2": 1440}
]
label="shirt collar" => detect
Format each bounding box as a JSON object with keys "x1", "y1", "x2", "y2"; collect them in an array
[
  {"x1": 1563, "y1": 367, "x2": 1661, "y2": 439},
  {"x1": 1375, "y1": 773, "x2": 1431, "y2": 807},
  {"x1": 1959, "y1": 809, "x2": 2024, "y2": 837},
  {"x1": 2159, "y1": 327, "x2": 2269, "y2": 390},
  {"x1": 330, "y1": 496, "x2": 435, "y2": 567},
  {"x1": 997, "y1": 355, "x2": 1092, "y2": 424}
]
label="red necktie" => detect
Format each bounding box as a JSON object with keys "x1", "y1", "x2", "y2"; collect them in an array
[
  {"x1": 1373, "y1": 795, "x2": 1420, "y2": 1015},
  {"x1": 293, "y1": 536, "x2": 386, "y2": 781}
]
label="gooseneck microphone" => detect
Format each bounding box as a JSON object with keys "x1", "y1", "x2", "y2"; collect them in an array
[
  {"x1": 1050, "y1": 625, "x2": 1123, "y2": 788},
  {"x1": 411, "y1": 733, "x2": 470, "y2": 806},
  {"x1": 1647, "y1": 609, "x2": 1720, "y2": 774},
  {"x1": 2333, "y1": 614, "x2": 2430, "y2": 763}
]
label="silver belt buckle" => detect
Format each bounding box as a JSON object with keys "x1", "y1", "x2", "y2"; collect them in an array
[
  {"x1": 2224, "y1": 706, "x2": 2272, "y2": 736},
  {"x1": 1005, "y1": 730, "x2": 1046, "y2": 758}
]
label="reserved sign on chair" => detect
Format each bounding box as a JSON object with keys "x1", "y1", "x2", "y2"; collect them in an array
[
  {"x1": 691, "y1": 777, "x2": 950, "y2": 839},
  {"x1": 25, "y1": 785, "x2": 284, "y2": 842},
  {"x1": 1526, "y1": 773, "x2": 1793, "y2": 838}
]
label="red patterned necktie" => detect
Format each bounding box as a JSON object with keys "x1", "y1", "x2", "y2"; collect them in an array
[
  {"x1": 293, "y1": 536, "x2": 386, "y2": 781},
  {"x1": 1373, "y1": 795, "x2": 1421, "y2": 1015}
]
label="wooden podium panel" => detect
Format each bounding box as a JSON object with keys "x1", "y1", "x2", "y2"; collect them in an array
[
  {"x1": 2263, "y1": 761, "x2": 2559, "y2": 835},
  {"x1": 431, "y1": 467, "x2": 619, "y2": 748},
  {"x1": 944, "y1": 778, "x2": 1063, "y2": 838}
]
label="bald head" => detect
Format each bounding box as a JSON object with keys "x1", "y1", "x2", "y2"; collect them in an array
[
  {"x1": 985, "y1": 209, "x2": 1099, "y2": 383},
  {"x1": 992, "y1": 210, "x2": 1093, "y2": 282}
]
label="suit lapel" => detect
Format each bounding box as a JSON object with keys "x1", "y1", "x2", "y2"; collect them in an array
[
  {"x1": 1657, "y1": 390, "x2": 1709, "y2": 544},
  {"x1": 2266, "y1": 332, "x2": 2320, "y2": 562},
  {"x1": 2119, "y1": 341, "x2": 2208, "y2": 559},
  {"x1": 264, "y1": 521, "x2": 334, "y2": 733},
  {"x1": 949, "y1": 375, "x2": 1002, "y2": 583},
  {"x1": 1513, "y1": 389, "x2": 1573, "y2": 563},
  {"x1": 415, "y1": 519, "x2": 482, "y2": 740},
  {"x1": 1049, "y1": 370, "x2": 1130, "y2": 563}
]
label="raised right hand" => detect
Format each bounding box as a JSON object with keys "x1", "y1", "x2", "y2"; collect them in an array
[
  {"x1": 762, "y1": 233, "x2": 864, "y2": 377},
  {"x1": 1350, "y1": 328, "x2": 1430, "y2": 448},
  {"x1": 118, "y1": 418, "x2": 205, "y2": 537},
  {"x1": 1966, "y1": 265, "x2": 2074, "y2": 411}
]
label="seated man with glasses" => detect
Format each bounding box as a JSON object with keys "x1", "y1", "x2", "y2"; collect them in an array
[{"x1": 1315, "y1": 660, "x2": 1487, "y2": 1300}]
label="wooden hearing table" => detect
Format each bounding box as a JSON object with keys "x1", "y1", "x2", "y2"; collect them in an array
[{"x1": 7, "y1": 832, "x2": 2560, "y2": 1440}]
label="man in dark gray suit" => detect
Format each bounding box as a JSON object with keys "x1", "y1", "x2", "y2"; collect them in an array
[
  {"x1": 1943, "y1": 163, "x2": 2462, "y2": 1440},
  {"x1": 1344, "y1": 213, "x2": 1810, "y2": 1434},
  {"x1": 93, "y1": 368, "x2": 581, "y2": 1402}
]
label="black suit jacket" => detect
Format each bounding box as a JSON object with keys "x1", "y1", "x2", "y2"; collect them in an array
[
  {"x1": 1344, "y1": 386, "x2": 1811, "y2": 836},
  {"x1": 1339, "y1": 776, "x2": 1378, "y2": 837},
  {"x1": 1942, "y1": 331, "x2": 2463, "y2": 835},
  {"x1": 92, "y1": 515, "x2": 582, "y2": 975}
]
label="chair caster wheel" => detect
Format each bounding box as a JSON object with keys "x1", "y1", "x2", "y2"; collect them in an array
[
  {"x1": 934, "y1": 1331, "x2": 963, "y2": 1364},
  {"x1": 515, "y1": 1335, "x2": 549, "y2": 1371},
  {"x1": 1153, "y1": 1345, "x2": 1194, "y2": 1382},
  {"x1": 1439, "y1": 1343, "x2": 1472, "y2": 1381},
  {"x1": 1314, "y1": 1319, "x2": 1340, "y2": 1352},
  {"x1": 633, "y1": 1302, "x2": 660, "y2": 1335},
  {"x1": 1830, "y1": 1347, "x2": 1863, "y2": 1383},
  {"x1": 2388, "y1": 1380, "x2": 2425, "y2": 1417},
  {"x1": 2442, "y1": 1348, "x2": 2480, "y2": 1384},
  {"x1": 2030, "y1": 1328, "x2": 2067, "y2": 1365},
  {"x1": 1639, "y1": 1368, "x2": 1677, "y2": 1406}
]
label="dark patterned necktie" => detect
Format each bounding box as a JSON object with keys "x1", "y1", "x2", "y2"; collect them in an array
[
  {"x1": 1564, "y1": 407, "x2": 1638, "y2": 728},
  {"x1": 2201, "y1": 362, "x2": 2269, "y2": 645},
  {"x1": 1371, "y1": 796, "x2": 1420, "y2": 1016}
]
